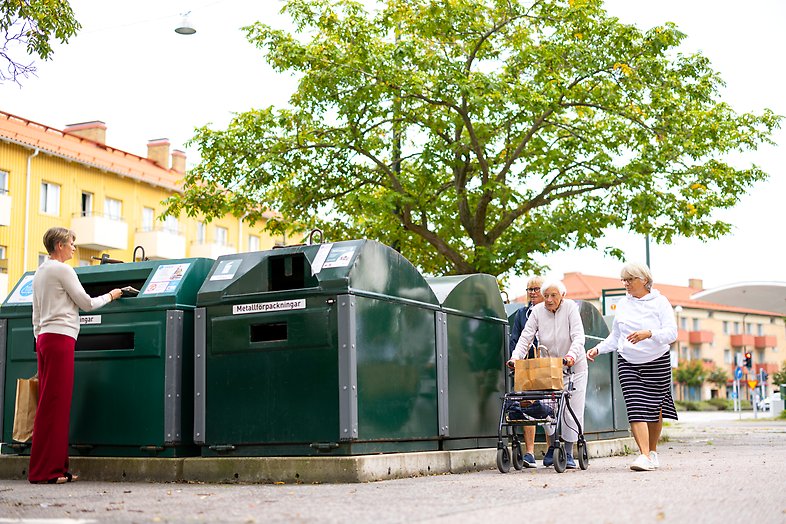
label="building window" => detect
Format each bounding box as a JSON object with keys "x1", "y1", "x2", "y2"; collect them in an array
[
  {"x1": 0, "y1": 170, "x2": 8, "y2": 194},
  {"x1": 196, "y1": 222, "x2": 205, "y2": 243},
  {"x1": 163, "y1": 215, "x2": 179, "y2": 234},
  {"x1": 215, "y1": 226, "x2": 228, "y2": 246},
  {"x1": 78, "y1": 259, "x2": 91, "y2": 267},
  {"x1": 680, "y1": 317, "x2": 687, "y2": 331},
  {"x1": 757, "y1": 324, "x2": 763, "y2": 336},
  {"x1": 40, "y1": 182, "x2": 60, "y2": 215},
  {"x1": 724, "y1": 349, "x2": 731, "y2": 364},
  {"x1": 692, "y1": 318, "x2": 700, "y2": 331},
  {"x1": 248, "y1": 235, "x2": 259, "y2": 252},
  {"x1": 0, "y1": 245, "x2": 6, "y2": 273},
  {"x1": 681, "y1": 346, "x2": 689, "y2": 360},
  {"x1": 38, "y1": 253, "x2": 48, "y2": 266},
  {"x1": 723, "y1": 321, "x2": 729, "y2": 334},
  {"x1": 142, "y1": 207, "x2": 154, "y2": 231},
  {"x1": 691, "y1": 347, "x2": 701, "y2": 360},
  {"x1": 105, "y1": 197, "x2": 122, "y2": 220},
  {"x1": 81, "y1": 192, "x2": 93, "y2": 216},
  {"x1": 733, "y1": 322, "x2": 740, "y2": 334}
]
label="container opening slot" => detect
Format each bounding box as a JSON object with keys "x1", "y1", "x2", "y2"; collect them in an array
[
  {"x1": 75, "y1": 333, "x2": 135, "y2": 351},
  {"x1": 250, "y1": 322, "x2": 288, "y2": 343},
  {"x1": 82, "y1": 279, "x2": 148, "y2": 298},
  {"x1": 269, "y1": 255, "x2": 306, "y2": 291}
]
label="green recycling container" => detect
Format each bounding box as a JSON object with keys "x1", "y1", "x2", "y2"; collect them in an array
[
  {"x1": 0, "y1": 258, "x2": 213, "y2": 457},
  {"x1": 426, "y1": 275, "x2": 508, "y2": 450},
  {"x1": 194, "y1": 240, "x2": 441, "y2": 456}
]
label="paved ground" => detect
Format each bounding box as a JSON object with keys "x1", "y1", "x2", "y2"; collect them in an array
[{"x1": 0, "y1": 411, "x2": 784, "y2": 523}]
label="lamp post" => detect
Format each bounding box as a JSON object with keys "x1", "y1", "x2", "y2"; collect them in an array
[{"x1": 672, "y1": 305, "x2": 683, "y2": 399}]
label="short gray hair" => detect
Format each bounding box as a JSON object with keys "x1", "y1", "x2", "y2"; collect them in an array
[
  {"x1": 541, "y1": 279, "x2": 567, "y2": 296},
  {"x1": 621, "y1": 262, "x2": 653, "y2": 291}
]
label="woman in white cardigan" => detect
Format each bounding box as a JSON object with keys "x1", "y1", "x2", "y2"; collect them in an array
[{"x1": 508, "y1": 280, "x2": 586, "y2": 469}]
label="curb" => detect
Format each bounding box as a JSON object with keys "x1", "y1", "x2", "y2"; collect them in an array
[{"x1": 0, "y1": 437, "x2": 634, "y2": 484}]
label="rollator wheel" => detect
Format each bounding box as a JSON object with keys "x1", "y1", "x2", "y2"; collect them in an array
[
  {"x1": 496, "y1": 446, "x2": 511, "y2": 473},
  {"x1": 577, "y1": 439, "x2": 589, "y2": 470},
  {"x1": 512, "y1": 442, "x2": 524, "y2": 470},
  {"x1": 553, "y1": 445, "x2": 567, "y2": 473}
]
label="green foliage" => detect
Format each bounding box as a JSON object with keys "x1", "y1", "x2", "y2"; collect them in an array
[
  {"x1": 674, "y1": 360, "x2": 706, "y2": 387},
  {"x1": 675, "y1": 400, "x2": 700, "y2": 411},
  {"x1": 706, "y1": 398, "x2": 730, "y2": 411},
  {"x1": 164, "y1": 0, "x2": 782, "y2": 277},
  {"x1": 771, "y1": 360, "x2": 786, "y2": 386},
  {"x1": 0, "y1": 0, "x2": 81, "y2": 85},
  {"x1": 706, "y1": 368, "x2": 729, "y2": 387},
  {"x1": 778, "y1": 409, "x2": 786, "y2": 420}
]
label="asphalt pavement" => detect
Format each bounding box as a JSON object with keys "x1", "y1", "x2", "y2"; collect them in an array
[{"x1": 0, "y1": 410, "x2": 784, "y2": 523}]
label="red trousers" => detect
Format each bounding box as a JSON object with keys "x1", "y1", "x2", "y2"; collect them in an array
[{"x1": 28, "y1": 332, "x2": 75, "y2": 483}]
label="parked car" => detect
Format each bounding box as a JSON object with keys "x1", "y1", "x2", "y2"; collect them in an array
[{"x1": 757, "y1": 392, "x2": 781, "y2": 411}]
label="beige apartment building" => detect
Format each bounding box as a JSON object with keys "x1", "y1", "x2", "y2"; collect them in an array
[
  {"x1": 515, "y1": 272, "x2": 784, "y2": 402},
  {"x1": 0, "y1": 110, "x2": 285, "y2": 301}
]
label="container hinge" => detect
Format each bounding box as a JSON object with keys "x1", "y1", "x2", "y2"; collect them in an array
[
  {"x1": 209, "y1": 444, "x2": 236, "y2": 452},
  {"x1": 309, "y1": 442, "x2": 340, "y2": 451},
  {"x1": 70, "y1": 444, "x2": 94, "y2": 451},
  {"x1": 9, "y1": 442, "x2": 30, "y2": 451},
  {"x1": 139, "y1": 445, "x2": 165, "y2": 452}
]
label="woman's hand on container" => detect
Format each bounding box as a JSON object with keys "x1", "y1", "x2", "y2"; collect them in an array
[
  {"x1": 587, "y1": 347, "x2": 599, "y2": 362},
  {"x1": 110, "y1": 288, "x2": 122, "y2": 301}
]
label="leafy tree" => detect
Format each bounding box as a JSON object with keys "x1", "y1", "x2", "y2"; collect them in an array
[
  {"x1": 164, "y1": 0, "x2": 781, "y2": 277},
  {"x1": 706, "y1": 367, "x2": 728, "y2": 388},
  {"x1": 772, "y1": 360, "x2": 786, "y2": 387},
  {"x1": 1, "y1": 0, "x2": 81, "y2": 85},
  {"x1": 674, "y1": 360, "x2": 706, "y2": 388}
]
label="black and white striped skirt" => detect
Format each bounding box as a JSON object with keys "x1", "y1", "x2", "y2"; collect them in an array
[{"x1": 618, "y1": 351, "x2": 678, "y2": 423}]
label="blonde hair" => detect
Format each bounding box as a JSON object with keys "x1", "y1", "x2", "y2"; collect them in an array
[
  {"x1": 620, "y1": 262, "x2": 653, "y2": 291},
  {"x1": 43, "y1": 227, "x2": 75, "y2": 254}
]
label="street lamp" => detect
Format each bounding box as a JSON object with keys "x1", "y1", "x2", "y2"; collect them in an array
[{"x1": 175, "y1": 12, "x2": 196, "y2": 35}]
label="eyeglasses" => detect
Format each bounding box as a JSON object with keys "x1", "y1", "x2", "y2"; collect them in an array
[
  {"x1": 620, "y1": 278, "x2": 639, "y2": 284},
  {"x1": 526, "y1": 287, "x2": 541, "y2": 293}
]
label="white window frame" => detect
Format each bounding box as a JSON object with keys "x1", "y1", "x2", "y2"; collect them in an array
[
  {"x1": 40, "y1": 182, "x2": 60, "y2": 215},
  {"x1": 142, "y1": 207, "x2": 155, "y2": 231},
  {"x1": 81, "y1": 191, "x2": 93, "y2": 217},
  {"x1": 0, "y1": 170, "x2": 8, "y2": 194},
  {"x1": 196, "y1": 222, "x2": 206, "y2": 243},
  {"x1": 163, "y1": 215, "x2": 179, "y2": 234},
  {"x1": 105, "y1": 197, "x2": 122, "y2": 220},
  {"x1": 248, "y1": 234, "x2": 260, "y2": 252},
  {"x1": 215, "y1": 226, "x2": 228, "y2": 246}
]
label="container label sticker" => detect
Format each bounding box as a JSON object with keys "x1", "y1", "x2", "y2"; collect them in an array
[
  {"x1": 233, "y1": 299, "x2": 306, "y2": 315},
  {"x1": 6, "y1": 274, "x2": 35, "y2": 304},
  {"x1": 311, "y1": 243, "x2": 333, "y2": 275},
  {"x1": 79, "y1": 315, "x2": 102, "y2": 325},
  {"x1": 322, "y1": 246, "x2": 356, "y2": 269},
  {"x1": 210, "y1": 259, "x2": 241, "y2": 281},
  {"x1": 142, "y1": 263, "x2": 191, "y2": 294}
]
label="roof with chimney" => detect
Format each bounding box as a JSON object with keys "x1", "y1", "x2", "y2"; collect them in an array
[{"x1": 0, "y1": 110, "x2": 184, "y2": 192}]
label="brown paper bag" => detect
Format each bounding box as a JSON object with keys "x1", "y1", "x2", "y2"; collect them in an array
[
  {"x1": 12, "y1": 377, "x2": 39, "y2": 442},
  {"x1": 513, "y1": 347, "x2": 564, "y2": 392}
]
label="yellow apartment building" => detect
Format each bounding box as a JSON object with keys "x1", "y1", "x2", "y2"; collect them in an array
[{"x1": 0, "y1": 110, "x2": 285, "y2": 300}]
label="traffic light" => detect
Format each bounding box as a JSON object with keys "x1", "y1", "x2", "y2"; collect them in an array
[{"x1": 744, "y1": 352, "x2": 753, "y2": 369}]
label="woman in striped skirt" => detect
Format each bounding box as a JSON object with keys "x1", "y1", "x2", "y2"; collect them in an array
[{"x1": 587, "y1": 262, "x2": 678, "y2": 472}]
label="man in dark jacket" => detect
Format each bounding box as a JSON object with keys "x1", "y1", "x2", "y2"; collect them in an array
[{"x1": 508, "y1": 275, "x2": 543, "y2": 467}]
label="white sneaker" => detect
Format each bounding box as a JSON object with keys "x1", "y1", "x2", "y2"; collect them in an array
[
  {"x1": 630, "y1": 454, "x2": 655, "y2": 471},
  {"x1": 649, "y1": 451, "x2": 660, "y2": 469}
]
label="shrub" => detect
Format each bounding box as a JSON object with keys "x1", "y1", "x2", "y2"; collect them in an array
[{"x1": 707, "y1": 398, "x2": 731, "y2": 411}]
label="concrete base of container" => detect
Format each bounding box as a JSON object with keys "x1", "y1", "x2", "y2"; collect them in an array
[{"x1": 0, "y1": 437, "x2": 634, "y2": 484}]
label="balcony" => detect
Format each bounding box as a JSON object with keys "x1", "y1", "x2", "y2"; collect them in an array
[
  {"x1": 71, "y1": 213, "x2": 128, "y2": 250},
  {"x1": 754, "y1": 335, "x2": 776, "y2": 349},
  {"x1": 689, "y1": 330, "x2": 714, "y2": 344},
  {"x1": 189, "y1": 241, "x2": 236, "y2": 259},
  {"x1": 729, "y1": 334, "x2": 755, "y2": 348},
  {"x1": 0, "y1": 191, "x2": 11, "y2": 226},
  {"x1": 134, "y1": 228, "x2": 186, "y2": 260},
  {"x1": 676, "y1": 329, "x2": 689, "y2": 343}
]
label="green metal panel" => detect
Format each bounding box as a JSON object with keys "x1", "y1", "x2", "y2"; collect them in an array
[
  {"x1": 197, "y1": 240, "x2": 441, "y2": 455},
  {"x1": 0, "y1": 258, "x2": 212, "y2": 456},
  {"x1": 426, "y1": 274, "x2": 508, "y2": 449}
]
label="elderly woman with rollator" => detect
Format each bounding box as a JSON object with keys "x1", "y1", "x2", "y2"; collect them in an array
[
  {"x1": 588, "y1": 262, "x2": 678, "y2": 472},
  {"x1": 507, "y1": 280, "x2": 587, "y2": 469}
]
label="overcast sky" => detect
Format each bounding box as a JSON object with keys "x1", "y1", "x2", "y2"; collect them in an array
[{"x1": 3, "y1": 0, "x2": 784, "y2": 295}]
